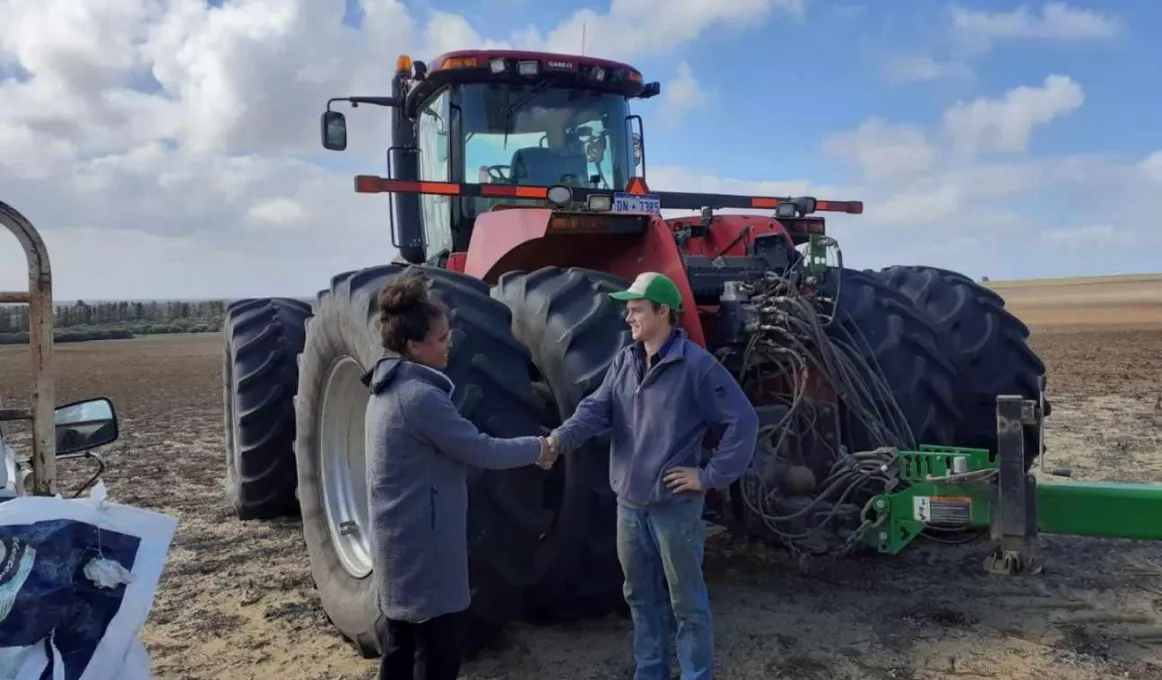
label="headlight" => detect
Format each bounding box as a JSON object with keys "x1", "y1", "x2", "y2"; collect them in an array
[
  {"x1": 547, "y1": 185, "x2": 573, "y2": 207},
  {"x1": 587, "y1": 194, "x2": 612, "y2": 211}
]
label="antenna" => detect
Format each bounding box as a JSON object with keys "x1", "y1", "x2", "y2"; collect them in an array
[{"x1": 581, "y1": 23, "x2": 587, "y2": 55}]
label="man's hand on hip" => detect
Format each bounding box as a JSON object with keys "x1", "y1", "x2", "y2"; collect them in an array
[{"x1": 663, "y1": 467, "x2": 704, "y2": 493}]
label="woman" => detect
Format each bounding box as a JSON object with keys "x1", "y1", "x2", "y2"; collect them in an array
[{"x1": 363, "y1": 275, "x2": 552, "y2": 680}]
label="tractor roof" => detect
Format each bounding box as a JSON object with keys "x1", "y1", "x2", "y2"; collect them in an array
[
  {"x1": 429, "y1": 49, "x2": 642, "y2": 75},
  {"x1": 406, "y1": 49, "x2": 660, "y2": 113}
]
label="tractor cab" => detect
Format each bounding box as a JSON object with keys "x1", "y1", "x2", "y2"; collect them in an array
[{"x1": 320, "y1": 51, "x2": 660, "y2": 265}]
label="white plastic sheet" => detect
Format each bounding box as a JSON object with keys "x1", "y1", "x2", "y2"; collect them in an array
[{"x1": 0, "y1": 482, "x2": 177, "y2": 680}]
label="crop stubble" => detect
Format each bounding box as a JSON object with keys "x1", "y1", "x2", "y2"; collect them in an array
[{"x1": 1, "y1": 277, "x2": 1161, "y2": 680}]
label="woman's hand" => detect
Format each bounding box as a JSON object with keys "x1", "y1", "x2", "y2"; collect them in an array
[{"x1": 536, "y1": 436, "x2": 560, "y2": 470}]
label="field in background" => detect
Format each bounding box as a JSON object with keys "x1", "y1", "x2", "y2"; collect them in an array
[
  {"x1": 987, "y1": 272, "x2": 1162, "y2": 327},
  {"x1": 987, "y1": 273, "x2": 1162, "y2": 288},
  {"x1": 0, "y1": 274, "x2": 1161, "y2": 680}
]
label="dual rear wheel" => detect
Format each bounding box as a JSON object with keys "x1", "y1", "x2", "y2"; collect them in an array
[{"x1": 222, "y1": 265, "x2": 622, "y2": 656}]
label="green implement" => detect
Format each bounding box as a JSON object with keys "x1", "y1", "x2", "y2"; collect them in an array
[{"x1": 858, "y1": 394, "x2": 1162, "y2": 573}]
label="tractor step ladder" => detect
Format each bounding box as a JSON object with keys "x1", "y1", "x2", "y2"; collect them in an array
[{"x1": 0, "y1": 200, "x2": 56, "y2": 496}]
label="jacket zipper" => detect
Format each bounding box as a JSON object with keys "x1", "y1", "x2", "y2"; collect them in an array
[{"x1": 636, "y1": 355, "x2": 681, "y2": 394}]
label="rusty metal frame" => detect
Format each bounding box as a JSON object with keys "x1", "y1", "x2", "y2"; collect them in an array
[{"x1": 0, "y1": 200, "x2": 55, "y2": 496}]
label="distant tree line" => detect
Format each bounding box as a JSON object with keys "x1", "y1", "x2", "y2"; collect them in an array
[{"x1": 0, "y1": 299, "x2": 230, "y2": 345}]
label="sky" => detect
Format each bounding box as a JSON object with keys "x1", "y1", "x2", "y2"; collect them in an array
[{"x1": 0, "y1": 0, "x2": 1159, "y2": 300}]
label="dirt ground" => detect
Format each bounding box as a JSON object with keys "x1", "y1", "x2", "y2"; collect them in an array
[{"x1": 2, "y1": 275, "x2": 1162, "y2": 680}]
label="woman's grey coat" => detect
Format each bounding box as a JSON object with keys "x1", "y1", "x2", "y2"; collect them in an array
[{"x1": 363, "y1": 356, "x2": 543, "y2": 623}]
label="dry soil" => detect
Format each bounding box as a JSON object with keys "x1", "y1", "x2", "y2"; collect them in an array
[{"x1": 2, "y1": 275, "x2": 1162, "y2": 680}]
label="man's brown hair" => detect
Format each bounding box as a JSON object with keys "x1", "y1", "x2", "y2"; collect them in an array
[{"x1": 649, "y1": 301, "x2": 680, "y2": 327}]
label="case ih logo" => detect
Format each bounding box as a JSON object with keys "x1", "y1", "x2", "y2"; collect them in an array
[{"x1": 547, "y1": 61, "x2": 574, "y2": 70}]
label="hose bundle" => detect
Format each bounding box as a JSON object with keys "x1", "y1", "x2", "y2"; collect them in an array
[{"x1": 725, "y1": 256, "x2": 923, "y2": 557}]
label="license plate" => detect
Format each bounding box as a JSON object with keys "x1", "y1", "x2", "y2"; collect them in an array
[{"x1": 613, "y1": 192, "x2": 661, "y2": 214}]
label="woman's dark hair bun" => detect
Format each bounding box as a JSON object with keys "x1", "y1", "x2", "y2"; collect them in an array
[
  {"x1": 376, "y1": 275, "x2": 446, "y2": 355},
  {"x1": 377, "y1": 276, "x2": 428, "y2": 316}
]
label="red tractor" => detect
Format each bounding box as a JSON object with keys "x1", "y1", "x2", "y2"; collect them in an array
[{"x1": 221, "y1": 50, "x2": 1047, "y2": 656}]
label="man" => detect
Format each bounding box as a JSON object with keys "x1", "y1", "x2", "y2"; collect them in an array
[{"x1": 546, "y1": 271, "x2": 759, "y2": 680}]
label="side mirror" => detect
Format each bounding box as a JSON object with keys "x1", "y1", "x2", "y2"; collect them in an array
[
  {"x1": 321, "y1": 110, "x2": 348, "y2": 151},
  {"x1": 55, "y1": 397, "x2": 119, "y2": 456},
  {"x1": 632, "y1": 133, "x2": 643, "y2": 168}
]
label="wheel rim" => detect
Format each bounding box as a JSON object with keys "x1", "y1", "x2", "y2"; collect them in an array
[{"x1": 319, "y1": 355, "x2": 373, "y2": 578}]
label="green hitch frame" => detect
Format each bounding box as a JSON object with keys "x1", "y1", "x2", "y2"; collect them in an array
[
  {"x1": 805, "y1": 234, "x2": 830, "y2": 276},
  {"x1": 860, "y1": 391, "x2": 1162, "y2": 574}
]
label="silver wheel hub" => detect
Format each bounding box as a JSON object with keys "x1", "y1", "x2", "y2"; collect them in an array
[{"x1": 319, "y1": 356, "x2": 373, "y2": 578}]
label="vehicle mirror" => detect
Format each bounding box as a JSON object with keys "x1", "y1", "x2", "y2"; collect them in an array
[
  {"x1": 54, "y1": 397, "x2": 119, "y2": 456},
  {"x1": 632, "y1": 133, "x2": 643, "y2": 168},
  {"x1": 321, "y1": 111, "x2": 348, "y2": 151}
]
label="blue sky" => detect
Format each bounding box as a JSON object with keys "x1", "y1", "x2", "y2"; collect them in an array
[{"x1": 0, "y1": 0, "x2": 1158, "y2": 299}]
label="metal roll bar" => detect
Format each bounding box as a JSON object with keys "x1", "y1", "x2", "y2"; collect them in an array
[{"x1": 0, "y1": 200, "x2": 55, "y2": 496}]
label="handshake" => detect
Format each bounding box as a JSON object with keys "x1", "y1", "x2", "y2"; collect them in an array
[{"x1": 536, "y1": 435, "x2": 561, "y2": 470}]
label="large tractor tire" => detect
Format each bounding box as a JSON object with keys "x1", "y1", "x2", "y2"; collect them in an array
[
  {"x1": 874, "y1": 265, "x2": 1048, "y2": 466},
  {"x1": 294, "y1": 264, "x2": 552, "y2": 658},
  {"x1": 492, "y1": 266, "x2": 631, "y2": 623},
  {"x1": 222, "y1": 297, "x2": 311, "y2": 520},
  {"x1": 825, "y1": 267, "x2": 961, "y2": 452}
]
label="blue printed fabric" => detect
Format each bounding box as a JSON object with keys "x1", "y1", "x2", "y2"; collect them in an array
[{"x1": 0, "y1": 519, "x2": 141, "y2": 680}]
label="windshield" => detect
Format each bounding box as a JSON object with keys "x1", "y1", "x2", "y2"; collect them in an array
[{"x1": 457, "y1": 83, "x2": 634, "y2": 214}]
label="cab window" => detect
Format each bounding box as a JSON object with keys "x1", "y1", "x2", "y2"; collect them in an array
[{"x1": 457, "y1": 84, "x2": 634, "y2": 218}]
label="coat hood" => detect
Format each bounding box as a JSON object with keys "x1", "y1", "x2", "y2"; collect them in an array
[{"x1": 361, "y1": 355, "x2": 455, "y2": 396}]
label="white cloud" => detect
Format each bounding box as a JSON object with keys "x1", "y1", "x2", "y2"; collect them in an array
[
  {"x1": 822, "y1": 118, "x2": 935, "y2": 182},
  {"x1": 422, "y1": 10, "x2": 515, "y2": 56},
  {"x1": 248, "y1": 197, "x2": 307, "y2": 227},
  {"x1": 657, "y1": 62, "x2": 702, "y2": 126},
  {"x1": 880, "y1": 55, "x2": 954, "y2": 84},
  {"x1": 1040, "y1": 223, "x2": 1136, "y2": 249},
  {"x1": 521, "y1": 0, "x2": 805, "y2": 62},
  {"x1": 951, "y1": 2, "x2": 1124, "y2": 48},
  {"x1": 649, "y1": 166, "x2": 842, "y2": 204},
  {"x1": 877, "y1": 3, "x2": 1123, "y2": 86},
  {"x1": 1138, "y1": 151, "x2": 1162, "y2": 184},
  {"x1": 942, "y1": 74, "x2": 1084, "y2": 157}
]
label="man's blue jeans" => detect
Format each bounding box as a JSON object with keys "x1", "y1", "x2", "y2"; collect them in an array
[{"x1": 616, "y1": 497, "x2": 713, "y2": 680}]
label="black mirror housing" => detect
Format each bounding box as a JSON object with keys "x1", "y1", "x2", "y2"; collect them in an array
[
  {"x1": 54, "y1": 397, "x2": 119, "y2": 456},
  {"x1": 321, "y1": 110, "x2": 348, "y2": 151}
]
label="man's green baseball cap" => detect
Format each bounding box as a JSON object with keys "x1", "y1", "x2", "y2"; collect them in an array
[{"x1": 609, "y1": 272, "x2": 683, "y2": 311}]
